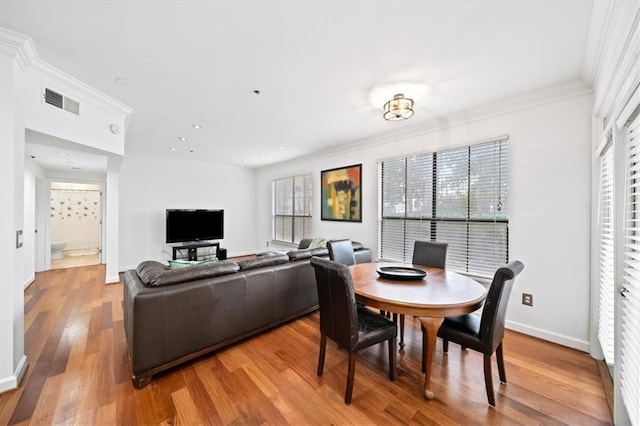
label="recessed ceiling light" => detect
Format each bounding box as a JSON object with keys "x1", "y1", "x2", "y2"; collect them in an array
[
  {"x1": 115, "y1": 77, "x2": 133, "y2": 86},
  {"x1": 192, "y1": 124, "x2": 202, "y2": 129},
  {"x1": 57, "y1": 152, "x2": 68, "y2": 157},
  {"x1": 278, "y1": 146, "x2": 285, "y2": 150},
  {"x1": 242, "y1": 159, "x2": 248, "y2": 163},
  {"x1": 178, "y1": 137, "x2": 188, "y2": 142},
  {"x1": 70, "y1": 167, "x2": 82, "y2": 170},
  {"x1": 169, "y1": 147, "x2": 176, "y2": 151},
  {"x1": 189, "y1": 150, "x2": 195, "y2": 153}
]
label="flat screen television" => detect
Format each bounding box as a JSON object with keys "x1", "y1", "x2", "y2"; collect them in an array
[{"x1": 166, "y1": 209, "x2": 224, "y2": 243}]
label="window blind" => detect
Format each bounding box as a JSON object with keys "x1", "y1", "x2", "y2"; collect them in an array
[
  {"x1": 622, "y1": 114, "x2": 640, "y2": 426},
  {"x1": 273, "y1": 173, "x2": 312, "y2": 244},
  {"x1": 379, "y1": 138, "x2": 508, "y2": 278},
  {"x1": 597, "y1": 141, "x2": 615, "y2": 365}
]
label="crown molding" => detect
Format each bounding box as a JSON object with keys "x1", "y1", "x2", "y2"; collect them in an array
[
  {"x1": 582, "y1": 2, "x2": 616, "y2": 88},
  {"x1": 0, "y1": 27, "x2": 133, "y2": 128},
  {"x1": 589, "y1": 3, "x2": 640, "y2": 119},
  {"x1": 260, "y1": 78, "x2": 591, "y2": 172}
]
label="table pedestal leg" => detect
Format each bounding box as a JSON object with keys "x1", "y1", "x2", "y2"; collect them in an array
[{"x1": 418, "y1": 317, "x2": 444, "y2": 400}]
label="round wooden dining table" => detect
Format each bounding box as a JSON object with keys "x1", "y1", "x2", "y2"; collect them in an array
[{"x1": 349, "y1": 262, "x2": 487, "y2": 400}]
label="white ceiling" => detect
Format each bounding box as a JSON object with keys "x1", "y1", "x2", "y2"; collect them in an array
[{"x1": 2, "y1": 1, "x2": 594, "y2": 170}]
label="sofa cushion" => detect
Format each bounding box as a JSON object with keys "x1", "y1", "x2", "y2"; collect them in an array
[
  {"x1": 297, "y1": 238, "x2": 313, "y2": 249},
  {"x1": 351, "y1": 241, "x2": 364, "y2": 251},
  {"x1": 237, "y1": 254, "x2": 289, "y2": 271},
  {"x1": 309, "y1": 247, "x2": 329, "y2": 257},
  {"x1": 168, "y1": 258, "x2": 218, "y2": 269},
  {"x1": 136, "y1": 260, "x2": 169, "y2": 284},
  {"x1": 137, "y1": 260, "x2": 240, "y2": 287},
  {"x1": 288, "y1": 250, "x2": 313, "y2": 261}
]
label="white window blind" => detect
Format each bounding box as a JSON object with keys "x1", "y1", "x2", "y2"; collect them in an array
[
  {"x1": 597, "y1": 141, "x2": 615, "y2": 365},
  {"x1": 273, "y1": 173, "x2": 312, "y2": 244},
  {"x1": 622, "y1": 114, "x2": 640, "y2": 426},
  {"x1": 379, "y1": 138, "x2": 508, "y2": 278}
]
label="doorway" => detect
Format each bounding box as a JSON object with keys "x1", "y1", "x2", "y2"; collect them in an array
[{"x1": 49, "y1": 181, "x2": 102, "y2": 269}]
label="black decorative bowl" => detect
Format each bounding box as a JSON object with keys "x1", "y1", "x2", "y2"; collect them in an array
[{"x1": 376, "y1": 266, "x2": 427, "y2": 280}]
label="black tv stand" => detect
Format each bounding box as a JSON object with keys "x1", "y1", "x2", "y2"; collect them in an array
[{"x1": 172, "y1": 242, "x2": 226, "y2": 261}]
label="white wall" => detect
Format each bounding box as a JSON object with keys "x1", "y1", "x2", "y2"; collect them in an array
[
  {"x1": 23, "y1": 158, "x2": 45, "y2": 287},
  {"x1": 119, "y1": 154, "x2": 257, "y2": 270},
  {"x1": 256, "y1": 90, "x2": 593, "y2": 350}
]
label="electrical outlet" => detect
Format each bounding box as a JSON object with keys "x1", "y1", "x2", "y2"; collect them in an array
[{"x1": 522, "y1": 293, "x2": 533, "y2": 306}]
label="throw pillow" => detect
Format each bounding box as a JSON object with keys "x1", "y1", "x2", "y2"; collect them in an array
[
  {"x1": 308, "y1": 237, "x2": 329, "y2": 249},
  {"x1": 168, "y1": 258, "x2": 218, "y2": 269}
]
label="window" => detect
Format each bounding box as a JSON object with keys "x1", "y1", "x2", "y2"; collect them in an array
[
  {"x1": 272, "y1": 173, "x2": 312, "y2": 244},
  {"x1": 379, "y1": 138, "x2": 509, "y2": 278}
]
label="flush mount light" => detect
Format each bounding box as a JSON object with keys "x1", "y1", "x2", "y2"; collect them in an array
[
  {"x1": 383, "y1": 94, "x2": 414, "y2": 121},
  {"x1": 178, "y1": 137, "x2": 188, "y2": 142}
]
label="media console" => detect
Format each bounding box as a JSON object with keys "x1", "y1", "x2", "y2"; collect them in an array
[{"x1": 171, "y1": 242, "x2": 227, "y2": 261}]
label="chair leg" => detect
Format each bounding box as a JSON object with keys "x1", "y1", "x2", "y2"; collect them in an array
[
  {"x1": 422, "y1": 327, "x2": 426, "y2": 373},
  {"x1": 496, "y1": 342, "x2": 506, "y2": 384},
  {"x1": 442, "y1": 338, "x2": 449, "y2": 353},
  {"x1": 317, "y1": 333, "x2": 327, "y2": 377},
  {"x1": 399, "y1": 315, "x2": 405, "y2": 348},
  {"x1": 483, "y1": 354, "x2": 496, "y2": 406},
  {"x1": 388, "y1": 337, "x2": 397, "y2": 381},
  {"x1": 345, "y1": 352, "x2": 357, "y2": 404}
]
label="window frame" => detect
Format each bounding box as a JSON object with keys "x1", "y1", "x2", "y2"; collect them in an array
[{"x1": 378, "y1": 138, "x2": 509, "y2": 279}]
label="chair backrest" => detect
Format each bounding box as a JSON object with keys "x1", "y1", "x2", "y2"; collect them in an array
[
  {"x1": 310, "y1": 257, "x2": 359, "y2": 350},
  {"x1": 328, "y1": 239, "x2": 356, "y2": 266},
  {"x1": 412, "y1": 240, "x2": 448, "y2": 268},
  {"x1": 479, "y1": 260, "x2": 525, "y2": 352}
]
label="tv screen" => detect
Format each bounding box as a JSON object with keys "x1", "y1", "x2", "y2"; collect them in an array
[{"x1": 166, "y1": 209, "x2": 224, "y2": 243}]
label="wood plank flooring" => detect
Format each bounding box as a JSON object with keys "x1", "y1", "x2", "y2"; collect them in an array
[{"x1": 0, "y1": 264, "x2": 611, "y2": 425}]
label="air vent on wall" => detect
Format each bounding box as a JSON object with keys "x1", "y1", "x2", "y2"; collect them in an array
[{"x1": 44, "y1": 88, "x2": 80, "y2": 115}]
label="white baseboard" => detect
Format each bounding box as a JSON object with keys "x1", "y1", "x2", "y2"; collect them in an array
[
  {"x1": 506, "y1": 320, "x2": 590, "y2": 352},
  {"x1": 0, "y1": 355, "x2": 28, "y2": 393},
  {"x1": 105, "y1": 275, "x2": 120, "y2": 284},
  {"x1": 23, "y1": 275, "x2": 35, "y2": 290}
]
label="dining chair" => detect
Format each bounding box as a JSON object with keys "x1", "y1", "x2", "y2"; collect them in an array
[
  {"x1": 327, "y1": 239, "x2": 356, "y2": 266},
  {"x1": 310, "y1": 257, "x2": 397, "y2": 404},
  {"x1": 437, "y1": 260, "x2": 524, "y2": 406},
  {"x1": 394, "y1": 241, "x2": 449, "y2": 348}
]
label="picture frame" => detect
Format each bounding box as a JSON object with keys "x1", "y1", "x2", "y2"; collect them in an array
[{"x1": 321, "y1": 163, "x2": 362, "y2": 222}]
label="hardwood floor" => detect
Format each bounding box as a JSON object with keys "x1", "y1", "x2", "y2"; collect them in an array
[{"x1": 0, "y1": 264, "x2": 611, "y2": 425}]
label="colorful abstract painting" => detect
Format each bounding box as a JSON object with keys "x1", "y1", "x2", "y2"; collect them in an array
[{"x1": 321, "y1": 164, "x2": 362, "y2": 222}]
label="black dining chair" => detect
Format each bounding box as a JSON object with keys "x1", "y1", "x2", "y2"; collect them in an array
[
  {"x1": 310, "y1": 257, "x2": 397, "y2": 404},
  {"x1": 437, "y1": 260, "x2": 524, "y2": 406},
  {"x1": 327, "y1": 239, "x2": 356, "y2": 266},
  {"x1": 393, "y1": 241, "x2": 449, "y2": 348}
]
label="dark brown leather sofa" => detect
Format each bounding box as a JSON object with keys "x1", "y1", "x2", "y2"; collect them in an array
[{"x1": 122, "y1": 241, "x2": 371, "y2": 388}]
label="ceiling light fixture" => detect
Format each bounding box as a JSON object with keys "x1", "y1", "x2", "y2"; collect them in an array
[
  {"x1": 178, "y1": 137, "x2": 188, "y2": 142},
  {"x1": 192, "y1": 124, "x2": 201, "y2": 129},
  {"x1": 383, "y1": 94, "x2": 414, "y2": 121}
]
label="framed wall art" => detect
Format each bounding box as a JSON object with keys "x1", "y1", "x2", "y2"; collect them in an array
[{"x1": 320, "y1": 163, "x2": 362, "y2": 222}]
